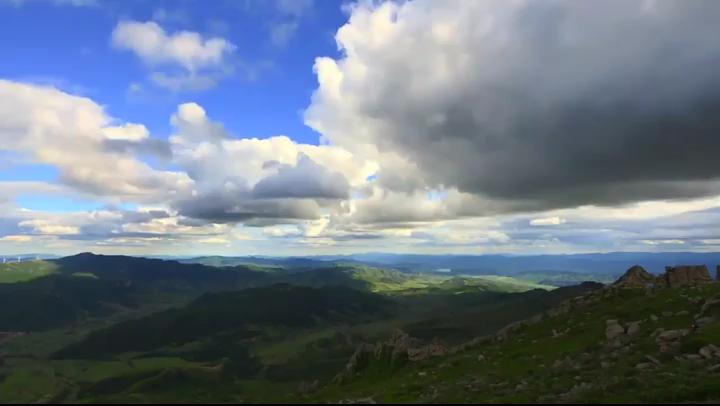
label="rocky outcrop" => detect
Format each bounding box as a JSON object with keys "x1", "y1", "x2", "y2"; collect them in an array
[
  {"x1": 663, "y1": 265, "x2": 713, "y2": 287},
  {"x1": 612, "y1": 264, "x2": 717, "y2": 289},
  {"x1": 612, "y1": 265, "x2": 657, "y2": 288},
  {"x1": 333, "y1": 330, "x2": 448, "y2": 384}
]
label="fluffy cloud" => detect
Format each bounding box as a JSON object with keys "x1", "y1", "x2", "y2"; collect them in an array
[
  {"x1": 306, "y1": 0, "x2": 720, "y2": 213},
  {"x1": 6, "y1": 1, "x2": 720, "y2": 254},
  {"x1": 112, "y1": 20, "x2": 236, "y2": 91},
  {"x1": 0, "y1": 80, "x2": 191, "y2": 200},
  {"x1": 168, "y1": 103, "x2": 373, "y2": 224}
]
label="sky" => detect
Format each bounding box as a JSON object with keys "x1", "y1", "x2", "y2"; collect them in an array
[{"x1": 1, "y1": 0, "x2": 720, "y2": 256}]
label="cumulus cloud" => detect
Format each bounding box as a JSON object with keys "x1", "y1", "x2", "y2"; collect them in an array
[
  {"x1": 253, "y1": 154, "x2": 350, "y2": 199},
  {"x1": 0, "y1": 80, "x2": 191, "y2": 200},
  {"x1": 167, "y1": 103, "x2": 373, "y2": 224},
  {"x1": 112, "y1": 20, "x2": 236, "y2": 91},
  {"x1": 306, "y1": 0, "x2": 720, "y2": 213},
  {"x1": 7, "y1": 1, "x2": 720, "y2": 254}
]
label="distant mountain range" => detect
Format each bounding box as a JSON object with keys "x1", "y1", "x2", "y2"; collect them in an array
[{"x1": 176, "y1": 252, "x2": 720, "y2": 277}]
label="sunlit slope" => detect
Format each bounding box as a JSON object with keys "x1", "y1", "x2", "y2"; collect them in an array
[
  {"x1": 314, "y1": 283, "x2": 720, "y2": 403},
  {"x1": 0, "y1": 260, "x2": 58, "y2": 283}
]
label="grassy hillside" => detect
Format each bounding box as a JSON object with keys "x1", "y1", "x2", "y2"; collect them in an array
[
  {"x1": 308, "y1": 283, "x2": 720, "y2": 404},
  {"x1": 0, "y1": 260, "x2": 58, "y2": 283},
  {"x1": 0, "y1": 278, "x2": 601, "y2": 403},
  {"x1": 332, "y1": 264, "x2": 553, "y2": 294},
  {"x1": 52, "y1": 253, "x2": 271, "y2": 291},
  {"x1": 52, "y1": 284, "x2": 392, "y2": 359},
  {"x1": 0, "y1": 274, "x2": 135, "y2": 331}
]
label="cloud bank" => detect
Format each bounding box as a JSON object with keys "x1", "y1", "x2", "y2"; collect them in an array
[{"x1": 4, "y1": 0, "x2": 720, "y2": 254}]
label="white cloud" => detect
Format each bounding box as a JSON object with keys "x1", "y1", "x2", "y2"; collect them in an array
[
  {"x1": 530, "y1": 216, "x2": 566, "y2": 226},
  {"x1": 101, "y1": 123, "x2": 149, "y2": 141},
  {"x1": 112, "y1": 21, "x2": 234, "y2": 71},
  {"x1": 19, "y1": 219, "x2": 80, "y2": 235},
  {"x1": 641, "y1": 239, "x2": 686, "y2": 246},
  {"x1": 0, "y1": 80, "x2": 192, "y2": 200},
  {"x1": 112, "y1": 20, "x2": 236, "y2": 91},
  {"x1": 0, "y1": 235, "x2": 32, "y2": 243}
]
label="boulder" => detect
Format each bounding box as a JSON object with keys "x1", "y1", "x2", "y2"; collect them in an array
[
  {"x1": 657, "y1": 329, "x2": 688, "y2": 341},
  {"x1": 605, "y1": 320, "x2": 625, "y2": 340},
  {"x1": 656, "y1": 329, "x2": 689, "y2": 354},
  {"x1": 663, "y1": 265, "x2": 713, "y2": 287},
  {"x1": 626, "y1": 321, "x2": 642, "y2": 335},
  {"x1": 699, "y1": 345, "x2": 720, "y2": 360}
]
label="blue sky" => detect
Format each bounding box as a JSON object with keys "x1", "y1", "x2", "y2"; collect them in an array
[
  {"x1": 1, "y1": 0, "x2": 720, "y2": 256},
  {"x1": 0, "y1": 0, "x2": 344, "y2": 145},
  {"x1": 0, "y1": 0, "x2": 345, "y2": 217}
]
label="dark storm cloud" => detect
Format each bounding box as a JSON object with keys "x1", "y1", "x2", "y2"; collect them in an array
[
  {"x1": 174, "y1": 189, "x2": 323, "y2": 223},
  {"x1": 309, "y1": 0, "x2": 720, "y2": 212},
  {"x1": 253, "y1": 155, "x2": 350, "y2": 199}
]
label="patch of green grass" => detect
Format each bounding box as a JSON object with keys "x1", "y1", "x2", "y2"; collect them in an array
[{"x1": 0, "y1": 260, "x2": 58, "y2": 283}]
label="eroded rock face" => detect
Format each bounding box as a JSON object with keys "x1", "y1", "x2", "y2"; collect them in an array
[
  {"x1": 611, "y1": 264, "x2": 717, "y2": 289},
  {"x1": 663, "y1": 265, "x2": 713, "y2": 287},
  {"x1": 333, "y1": 330, "x2": 448, "y2": 384},
  {"x1": 613, "y1": 265, "x2": 656, "y2": 288}
]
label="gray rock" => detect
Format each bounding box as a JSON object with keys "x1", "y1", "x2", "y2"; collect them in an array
[
  {"x1": 695, "y1": 316, "x2": 716, "y2": 327},
  {"x1": 657, "y1": 329, "x2": 688, "y2": 341},
  {"x1": 699, "y1": 345, "x2": 719, "y2": 360},
  {"x1": 605, "y1": 320, "x2": 625, "y2": 340},
  {"x1": 626, "y1": 321, "x2": 641, "y2": 335},
  {"x1": 663, "y1": 265, "x2": 713, "y2": 287},
  {"x1": 645, "y1": 355, "x2": 662, "y2": 365}
]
